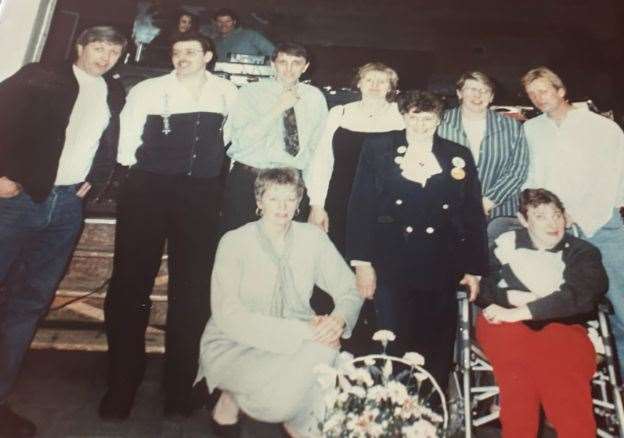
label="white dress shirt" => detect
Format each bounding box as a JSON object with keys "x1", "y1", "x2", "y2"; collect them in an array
[
  {"x1": 461, "y1": 116, "x2": 486, "y2": 164},
  {"x1": 54, "y1": 65, "x2": 110, "y2": 185},
  {"x1": 524, "y1": 107, "x2": 624, "y2": 237},
  {"x1": 400, "y1": 140, "x2": 442, "y2": 186}
]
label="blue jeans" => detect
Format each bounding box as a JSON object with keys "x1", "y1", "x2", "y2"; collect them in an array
[
  {"x1": 0, "y1": 187, "x2": 83, "y2": 403},
  {"x1": 587, "y1": 210, "x2": 624, "y2": 381}
]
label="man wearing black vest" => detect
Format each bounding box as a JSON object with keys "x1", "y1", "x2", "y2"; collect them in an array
[
  {"x1": 0, "y1": 26, "x2": 127, "y2": 438},
  {"x1": 99, "y1": 33, "x2": 237, "y2": 420}
]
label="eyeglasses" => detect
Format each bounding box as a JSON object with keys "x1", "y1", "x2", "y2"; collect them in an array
[
  {"x1": 462, "y1": 86, "x2": 492, "y2": 96},
  {"x1": 172, "y1": 49, "x2": 204, "y2": 57},
  {"x1": 405, "y1": 113, "x2": 440, "y2": 124}
]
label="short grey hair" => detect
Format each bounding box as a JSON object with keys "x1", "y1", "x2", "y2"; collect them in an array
[
  {"x1": 456, "y1": 70, "x2": 495, "y2": 94},
  {"x1": 254, "y1": 168, "x2": 305, "y2": 201}
]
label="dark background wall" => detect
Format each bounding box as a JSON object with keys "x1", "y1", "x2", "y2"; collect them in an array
[{"x1": 42, "y1": 0, "x2": 624, "y2": 111}]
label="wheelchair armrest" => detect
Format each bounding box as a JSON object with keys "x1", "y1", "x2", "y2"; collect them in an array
[{"x1": 598, "y1": 297, "x2": 614, "y2": 315}]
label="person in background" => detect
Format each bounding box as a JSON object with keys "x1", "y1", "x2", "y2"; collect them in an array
[
  {"x1": 99, "y1": 33, "x2": 237, "y2": 421},
  {"x1": 437, "y1": 71, "x2": 529, "y2": 227},
  {"x1": 307, "y1": 62, "x2": 403, "y2": 355},
  {"x1": 477, "y1": 188, "x2": 607, "y2": 438},
  {"x1": 221, "y1": 42, "x2": 328, "y2": 233},
  {"x1": 212, "y1": 7, "x2": 275, "y2": 63},
  {"x1": 150, "y1": 9, "x2": 200, "y2": 48},
  {"x1": 198, "y1": 168, "x2": 362, "y2": 437},
  {"x1": 0, "y1": 26, "x2": 127, "y2": 438},
  {"x1": 347, "y1": 90, "x2": 488, "y2": 389},
  {"x1": 144, "y1": 10, "x2": 200, "y2": 66},
  {"x1": 521, "y1": 66, "x2": 624, "y2": 381}
]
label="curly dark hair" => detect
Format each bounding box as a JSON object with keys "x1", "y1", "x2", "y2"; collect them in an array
[{"x1": 397, "y1": 90, "x2": 444, "y2": 118}]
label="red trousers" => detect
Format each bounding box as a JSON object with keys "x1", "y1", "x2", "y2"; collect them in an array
[{"x1": 476, "y1": 314, "x2": 596, "y2": 438}]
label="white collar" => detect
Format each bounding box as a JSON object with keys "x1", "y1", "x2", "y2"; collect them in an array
[
  {"x1": 167, "y1": 69, "x2": 214, "y2": 83},
  {"x1": 72, "y1": 64, "x2": 105, "y2": 85}
]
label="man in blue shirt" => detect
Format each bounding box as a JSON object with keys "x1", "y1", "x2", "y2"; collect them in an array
[
  {"x1": 221, "y1": 42, "x2": 328, "y2": 232},
  {"x1": 212, "y1": 8, "x2": 275, "y2": 63}
]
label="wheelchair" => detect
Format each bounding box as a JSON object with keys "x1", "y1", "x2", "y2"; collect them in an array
[{"x1": 448, "y1": 290, "x2": 624, "y2": 438}]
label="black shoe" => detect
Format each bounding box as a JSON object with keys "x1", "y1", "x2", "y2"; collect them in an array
[
  {"x1": 210, "y1": 417, "x2": 241, "y2": 438},
  {"x1": 202, "y1": 387, "x2": 222, "y2": 412},
  {"x1": 98, "y1": 388, "x2": 136, "y2": 421},
  {"x1": 190, "y1": 379, "x2": 218, "y2": 411},
  {"x1": 0, "y1": 405, "x2": 36, "y2": 438}
]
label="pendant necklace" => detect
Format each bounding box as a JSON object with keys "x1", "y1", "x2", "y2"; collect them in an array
[{"x1": 162, "y1": 93, "x2": 171, "y2": 135}]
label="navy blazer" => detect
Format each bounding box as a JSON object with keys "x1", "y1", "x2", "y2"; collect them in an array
[
  {"x1": 0, "y1": 63, "x2": 125, "y2": 202},
  {"x1": 346, "y1": 130, "x2": 488, "y2": 290}
]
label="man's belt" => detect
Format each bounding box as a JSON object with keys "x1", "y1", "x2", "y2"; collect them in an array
[
  {"x1": 233, "y1": 161, "x2": 262, "y2": 175},
  {"x1": 233, "y1": 161, "x2": 304, "y2": 177}
]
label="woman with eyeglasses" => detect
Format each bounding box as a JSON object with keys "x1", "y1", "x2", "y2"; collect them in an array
[
  {"x1": 437, "y1": 71, "x2": 529, "y2": 228},
  {"x1": 346, "y1": 90, "x2": 488, "y2": 390}
]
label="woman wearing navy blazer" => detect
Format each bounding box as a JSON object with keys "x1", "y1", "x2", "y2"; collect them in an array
[{"x1": 346, "y1": 90, "x2": 488, "y2": 389}]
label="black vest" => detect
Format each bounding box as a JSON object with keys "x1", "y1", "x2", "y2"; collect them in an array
[{"x1": 135, "y1": 111, "x2": 225, "y2": 178}]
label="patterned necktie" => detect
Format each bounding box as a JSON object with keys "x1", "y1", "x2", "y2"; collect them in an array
[{"x1": 283, "y1": 107, "x2": 300, "y2": 156}]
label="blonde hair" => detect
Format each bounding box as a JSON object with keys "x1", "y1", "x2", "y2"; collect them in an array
[
  {"x1": 353, "y1": 62, "x2": 399, "y2": 102},
  {"x1": 521, "y1": 66, "x2": 566, "y2": 92}
]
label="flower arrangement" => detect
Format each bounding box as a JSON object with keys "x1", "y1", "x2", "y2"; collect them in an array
[{"x1": 315, "y1": 330, "x2": 447, "y2": 437}]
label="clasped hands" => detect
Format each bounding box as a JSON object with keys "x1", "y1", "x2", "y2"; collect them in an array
[
  {"x1": 310, "y1": 314, "x2": 345, "y2": 350},
  {"x1": 483, "y1": 289, "x2": 536, "y2": 324}
]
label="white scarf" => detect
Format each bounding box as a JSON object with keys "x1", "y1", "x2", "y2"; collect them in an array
[
  {"x1": 493, "y1": 231, "x2": 565, "y2": 297},
  {"x1": 400, "y1": 143, "x2": 442, "y2": 186}
]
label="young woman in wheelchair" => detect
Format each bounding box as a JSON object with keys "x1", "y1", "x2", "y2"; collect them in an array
[{"x1": 476, "y1": 188, "x2": 608, "y2": 438}]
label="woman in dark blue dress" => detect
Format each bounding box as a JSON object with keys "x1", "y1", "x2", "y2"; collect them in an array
[{"x1": 346, "y1": 90, "x2": 488, "y2": 389}]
